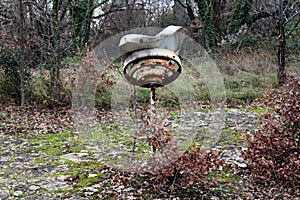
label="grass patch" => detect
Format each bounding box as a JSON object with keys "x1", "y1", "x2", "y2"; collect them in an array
[
  {"x1": 218, "y1": 49, "x2": 278, "y2": 106},
  {"x1": 224, "y1": 75, "x2": 276, "y2": 105}
]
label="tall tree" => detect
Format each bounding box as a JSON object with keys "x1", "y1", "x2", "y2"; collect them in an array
[
  {"x1": 252, "y1": 0, "x2": 300, "y2": 85},
  {"x1": 17, "y1": 0, "x2": 26, "y2": 106},
  {"x1": 70, "y1": 0, "x2": 95, "y2": 51},
  {"x1": 278, "y1": 0, "x2": 286, "y2": 85},
  {"x1": 277, "y1": 0, "x2": 300, "y2": 85},
  {"x1": 228, "y1": 0, "x2": 253, "y2": 34},
  {"x1": 194, "y1": 0, "x2": 216, "y2": 48},
  {"x1": 1, "y1": 0, "x2": 78, "y2": 105},
  {"x1": 174, "y1": 0, "x2": 206, "y2": 47},
  {"x1": 0, "y1": 0, "x2": 38, "y2": 106}
]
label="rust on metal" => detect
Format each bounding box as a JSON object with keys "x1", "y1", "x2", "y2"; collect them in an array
[{"x1": 123, "y1": 48, "x2": 182, "y2": 88}]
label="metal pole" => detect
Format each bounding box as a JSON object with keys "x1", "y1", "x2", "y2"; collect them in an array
[
  {"x1": 150, "y1": 85, "x2": 156, "y2": 112},
  {"x1": 132, "y1": 85, "x2": 137, "y2": 152},
  {"x1": 150, "y1": 85, "x2": 157, "y2": 153}
]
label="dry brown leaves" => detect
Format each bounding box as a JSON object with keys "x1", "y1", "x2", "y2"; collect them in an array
[{"x1": 243, "y1": 77, "x2": 300, "y2": 193}]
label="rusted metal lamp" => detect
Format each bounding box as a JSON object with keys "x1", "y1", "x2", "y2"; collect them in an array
[
  {"x1": 123, "y1": 48, "x2": 182, "y2": 88},
  {"x1": 119, "y1": 25, "x2": 184, "y2": 103}
]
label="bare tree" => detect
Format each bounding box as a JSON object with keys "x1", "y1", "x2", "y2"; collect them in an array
[
  {"x1": 277, "y1": 0, "x2": 300, "y2": 85},
  {"x1": 1, "y1": 0, "x2": 82, "y2": 105},
  {"x1": 91, "y1": 0, "x2": 192, "y2": 43},
  {"x1": 250, "y1": 0, "x2": 300, "y2": 85},
  {"x1": 0, "y1": 0, "x2": 41, "y2": 105}
]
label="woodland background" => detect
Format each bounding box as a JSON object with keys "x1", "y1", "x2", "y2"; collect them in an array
[
  {"x1": 0, "y1": 1, "x2": 300, "y2": 199},
  {"x1": 0, "y1": 0, "x2": 299, "y2": 107}
]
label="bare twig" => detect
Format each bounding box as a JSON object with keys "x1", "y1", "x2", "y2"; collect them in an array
[
  {"x1": 284, "y1": 10, "x2": 300, "y2": 25},
  {"x1": 286, "y1": 18, "x2": 300, "y2": 37}
]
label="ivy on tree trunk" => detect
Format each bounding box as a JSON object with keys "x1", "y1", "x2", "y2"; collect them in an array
[
  {"x1": 195, "y1": 0, "x2": 216, "y2": 48},
  {"x1": 70, "y1": 0, "x2": 94, "y2": 52},
  {"x1": 228, "y1": 0, "x2": 253, "y2": 34}
]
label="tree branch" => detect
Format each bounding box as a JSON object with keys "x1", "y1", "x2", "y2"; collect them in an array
[
  {"x1": 93, "y1": 0, "x2": 109, "y2": 10},
  {"x1": 174, "y1": 0, "x2": 187, "y2": 8},
  {"x1": 0, "y1": 13, "x2": 12, "y2": 20},
  {"x1": 174, "y1": 0, "x2": 195, "y2": 20},
  {"x1": 284, "y1": 10, "x2": 300, "y2": 25},
  {"x1": 249, "y1": 11, "x2": 272, "y2": 24},
  {"x1": 92, "y1": 0, "x2": 128, "y2": 19},
  {"x1": 286, "y1": 18, "x2": 300, "y2": 37}
]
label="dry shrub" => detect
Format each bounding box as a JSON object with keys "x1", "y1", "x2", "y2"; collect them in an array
[
  {"x1": 109, "y1": 148, "x2": 223, "y2": 198},
  {"x1": 244, "y1": 77, "x2": 300, "y2": 187},
  {"x1": 219, "y1": 49, "x2": 277, "y2": 77},
  {"x1": 97, "y1": 148, "x2": 223, "y2": 199},
  {"x1": 126, "y1": 104, "x2": 224, "y2": 196},
  {"x1": 148, "y1": 148, "x2": 223, "y2": 192}
]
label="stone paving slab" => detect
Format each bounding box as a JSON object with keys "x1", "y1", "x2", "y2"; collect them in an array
[{"x1": 0, "y1": 109, "x2": 258, "y2": 199}]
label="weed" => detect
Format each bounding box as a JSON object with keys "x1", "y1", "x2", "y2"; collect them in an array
[{"x1": 169, "y1": 111, "x2": 177, "y2": 119}]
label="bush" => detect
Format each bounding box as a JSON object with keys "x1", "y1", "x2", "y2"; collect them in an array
[
  {"x1": 0, "y1": 49, "x2": 29, "y2": 105},
  {"x1": 123, "y1": 104, "x2": 224, "y2": 197},
  {"x1": 147, "y1": 148, "x2": 223, "y2": 193},
  {"x1": 244, "y1": 78, "x2": 300, "y2": 187},
  {"x1": 107, "y1": 148, "x2": 224, "y2": 198}
]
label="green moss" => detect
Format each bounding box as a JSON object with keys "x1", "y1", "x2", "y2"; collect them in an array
[
  {"x1": 206, "y1": 167, "x2": 238, "y2": 194},
  {"x1": 33, "y1": 157, "x2": 46, "y2": 165},
  {"x1": 67, "y1": 161, "x2": 103, "y2": 176},
  {"x1": 26, "y1": 131, "x2": 86, "y2": 157},
  {"x1": 8, "y1": 187, "x2": 14, "y2": 197},
  {"x1": 135, "y1": 143, "x2": 151, "y2": 153},
  {"x1": 76, "y1": 176, "x2": 100, "y2": 188},
  {"x1": 51, "y1": 189, "x2": 70, "y2": 194},
  {"x1": 250, "y1": 107, "x2": 275, "y2": 114},
  {"x1": 223, "y1": 108, "x2": 231, "y2": 112},
  {"x1": 65, "y1": 161, "x2": 104, "y2": 194},
  {"x1": 7, "y1": 153, "x2": 15, "y2": 168},
  {"x1": 38, "y1": 132, "x2": 74, "y2": 141},
  {"x1": 216, "y1": 128, "x2": 243, "y2": 147},
  {"x1": 29, "y1": 139, "x2": 40, "y2": 144},
  {"x1": 198, "y1": 108, "x2": 210, "y2": 113},
  {"x1": 223, "y1": 128, "x2": 242, "y2": 138}
]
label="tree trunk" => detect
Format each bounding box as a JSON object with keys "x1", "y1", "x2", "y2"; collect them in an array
[
  {"x1": 70, "y1": 0, "x2": 94, "y2": 51},
  {"x1": 278, "y1": 0, "x2": 286, "y2": 85},
  {"x1": 212, "y1": 0, "x2": 222, "y2": 41},
  {"x1": 18, "y1": 0, "x2": 26, "y2": 106},
  {"x1": 19, "y1": 70, "x2": 25, "y2": 106},
  {"x1": 195, "y1": 0, "x2": 216, "y2": 48}
]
